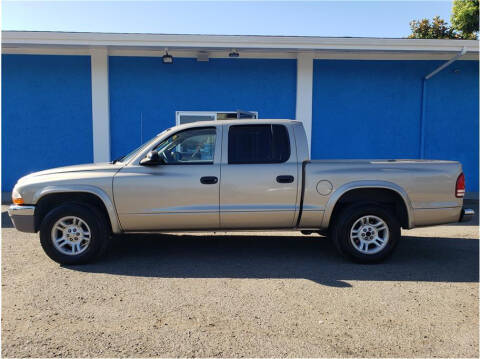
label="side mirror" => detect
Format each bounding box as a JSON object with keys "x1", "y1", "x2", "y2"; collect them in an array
[{"x1": 140, "y1": 151, "x2": 163, "y2": 166}]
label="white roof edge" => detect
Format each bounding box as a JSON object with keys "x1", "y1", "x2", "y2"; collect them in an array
[{"x1": 2, "y1": 31, "x2": 479, "y2": 53}]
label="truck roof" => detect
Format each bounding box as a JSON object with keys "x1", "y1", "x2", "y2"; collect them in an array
[{"x1": 172, "y1": 119, "x2": 300, "y2": 132}]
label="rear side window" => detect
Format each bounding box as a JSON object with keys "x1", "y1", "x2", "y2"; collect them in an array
[{"x1": 228, "y1": 124, "x2": 290, "y2": 164}]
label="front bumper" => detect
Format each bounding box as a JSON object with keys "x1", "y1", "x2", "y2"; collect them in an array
[
  {"x1": 459, "y1": 208, "x2": 475, "y2": 223},
  {"x1": 7, "y1": 205, "x2": 36, "y2": 233}
]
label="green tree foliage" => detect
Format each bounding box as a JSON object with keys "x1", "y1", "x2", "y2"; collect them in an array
[
  {"x1": 408, "y1": 16, "x2": 457, "y2": 39},
  {"x1": 451, "y1": 0, "x2": 479, "y2": 39},
  {"x1": 408, "y1": 1, "x2": 478, "y2": 39}
]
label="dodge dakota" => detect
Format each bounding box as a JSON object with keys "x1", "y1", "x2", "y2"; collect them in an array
[{"x1": 8, "y1": 119, "x2": 474, "y2": 264}]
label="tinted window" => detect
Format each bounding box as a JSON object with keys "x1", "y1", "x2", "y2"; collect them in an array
[{"x1": 228, "y1": 124, "x2": 290, "y2": 164}]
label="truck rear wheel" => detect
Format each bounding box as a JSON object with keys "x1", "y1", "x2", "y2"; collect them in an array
[
  {"x1": 330, "y1": 203, "x2": 400, "y2": 263},
  {"x1": 39, "y1": 203, "x2": 109, "y2": 265}
]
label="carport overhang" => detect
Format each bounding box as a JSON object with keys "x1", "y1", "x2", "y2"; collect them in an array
[{"x1": 2, "y1": 31, "x2": 479, "y2": 59}]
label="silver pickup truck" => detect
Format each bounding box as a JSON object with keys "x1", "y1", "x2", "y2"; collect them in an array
[{"x1": 8, "y1": 119, "x2": 474, "y2": 264}]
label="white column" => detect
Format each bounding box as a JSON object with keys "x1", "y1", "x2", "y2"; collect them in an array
[
  {"x1": 295, "y1": 52, "x2": 314, "y2": 154},
  {"x1": 90, "y1": 47, "x2": 111, "y2": 162},
  {"x1": 295, "y1": 53, "x2": 314, "y2": 153}
]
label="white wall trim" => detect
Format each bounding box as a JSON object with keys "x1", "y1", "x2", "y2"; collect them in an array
[
  {"x1": 3, "y1": 46, "x2": 477, "y2": 61},
  {"x1": 296, "y1": 53, "x2": 314, "y2": 154},
  {"x1": 313, "y1": 51, "x2": 479, "y2": 61},
  {"x1": 109, "y1": 49, "x2": 298, "y2": 59},
  {"x1": 2, "y1": 46, "x2": 297, "y2": 59},
  {"x1": 3, "y1": 31, "x2": 479, "y2": 53},
  {"x1": 90, "y1": 47, "x2": 111, "y2": 162},
  {"x1": 1, "y1": 47, "x2": 91, "y2": 55}
]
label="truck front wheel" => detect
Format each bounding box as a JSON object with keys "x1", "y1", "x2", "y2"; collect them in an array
[
  {"x1": 330, "y1": 203, "x2": 400, "y2": 263},
  {"x1": 39, "y1": 203, "x2": 110, "y2": 265}
]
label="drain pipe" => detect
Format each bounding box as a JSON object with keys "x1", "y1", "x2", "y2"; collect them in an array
[{"x1": 418, "y1": 47, "x2": 467, "y2": 158}]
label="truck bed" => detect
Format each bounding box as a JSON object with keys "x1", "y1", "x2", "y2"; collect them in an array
[{"x1": 299, "y1": 159, "x2": 463, "y2": 229}]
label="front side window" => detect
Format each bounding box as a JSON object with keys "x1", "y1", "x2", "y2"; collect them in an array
[
  {"x1": 228, "y1": 124, "x2": 290, "y2": 164},
  {"x1": 152, "y1": 127, "x2": 216, "y2": 164}
]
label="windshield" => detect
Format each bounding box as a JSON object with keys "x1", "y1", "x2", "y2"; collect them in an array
[{"x1": 113, "y1": 128, "x2": 172, "y2": 164}]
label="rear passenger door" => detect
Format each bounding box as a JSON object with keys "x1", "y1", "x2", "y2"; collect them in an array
[{"x1": 220, "y1": 123, "x2": 299, "y2": 229}]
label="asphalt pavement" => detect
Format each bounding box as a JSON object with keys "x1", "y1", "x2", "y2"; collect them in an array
[{"x1": 1, "y1": 205, "x2": 478, "y2": 357}]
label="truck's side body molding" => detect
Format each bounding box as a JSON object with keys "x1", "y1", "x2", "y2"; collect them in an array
[
  {"x1": 321, "y1": 181, "x2": 414, "y2": 229},
  {"x1": 33, "y1": 185, "x2": 123, "y2": 233}
]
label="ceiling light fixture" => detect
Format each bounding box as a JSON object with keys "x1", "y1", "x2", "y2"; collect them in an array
[
  {"x1": 228, "y1": 49, "x2": 239, "y2": 58},
  {"x1": 162, "y1": 49, "x2": 173, "y2": 64}
]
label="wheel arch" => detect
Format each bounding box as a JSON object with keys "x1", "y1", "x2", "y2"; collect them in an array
[
  {"x1": 33, "y1": 186, "x2": 122, "y2": 233},
  {"x1": 322, "y1": 181, "x2": 413, "y2": 229}
]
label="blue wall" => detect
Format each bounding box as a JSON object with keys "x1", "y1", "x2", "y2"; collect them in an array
[
  {"x1": 424, "y1": 61, "x2": 479, "y2": 193},
  {"x1": 2, "y1": 55, "x2": 478, "y2": 194},
  {"x1": 109, "y1": 57, "x2": 297, "y2": 160},
  {"x1": 312, "y1": 60, "x2": 479, "y2": 192},
  {"x1": 2, "y1": 55, "x2": 93, "y2": 191}
]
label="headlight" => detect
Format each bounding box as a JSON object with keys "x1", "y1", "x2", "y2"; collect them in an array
[{"x1": 11, "y1": 189, "x2": 24, "y2": 205}]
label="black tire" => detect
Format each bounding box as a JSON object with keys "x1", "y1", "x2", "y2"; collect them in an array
[
  {"x1": 330, "y1": 203, "x2": 400, "y2": 263},
  {"x1": 39, "y1": 203, "x2": 110, "y2": 265}
]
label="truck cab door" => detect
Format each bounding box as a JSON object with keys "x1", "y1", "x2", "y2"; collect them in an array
[
  {"x1": 219, "y1": 123, "x2": 299, "y2": 229},
  {"x1": 113, "y1": 126, "x2": 221, "y2": 231}
]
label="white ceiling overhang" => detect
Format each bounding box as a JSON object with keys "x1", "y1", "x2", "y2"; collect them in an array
[{"x1": 2, "y1": 31, "x2": 479, "y2": 60}]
